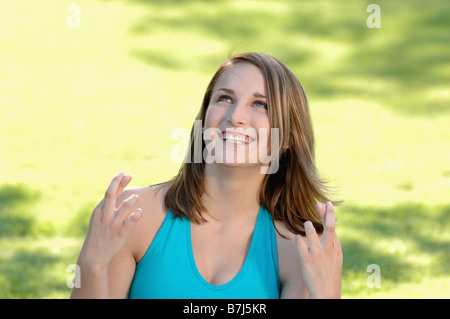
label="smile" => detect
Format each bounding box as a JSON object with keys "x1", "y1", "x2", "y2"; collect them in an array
[{"x1": 222, "y1": 132, "x2": 251, "y2": 144}]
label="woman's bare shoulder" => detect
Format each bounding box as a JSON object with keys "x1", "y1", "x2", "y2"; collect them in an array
[
  {"x1": 274, "y1": 220, "x2": 308, "y2": 298},
  {"x1": 118, "y1": 183, "x2": 168, "y2": 213},
  {"x1": 117, "y1": 183, "x2": 170, "y2": 263},
  {"x1": 274, "y1": 220, "x2": 299, "y2": 272}
]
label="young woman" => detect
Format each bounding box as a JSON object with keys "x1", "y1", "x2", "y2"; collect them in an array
[{"x1": 70, "y1": 52, "x2": 343, "y2": 299}]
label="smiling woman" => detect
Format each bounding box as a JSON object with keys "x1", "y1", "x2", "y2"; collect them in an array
[
  {"x1": 203, "y1": 64, "x2": 272, "y2": 168},
  {"x1": 71, "y1": 52, "x2": 342, "y2": 299},
  {"x1": 166, "y1": 52, "x2": 338, "y2": 232}
]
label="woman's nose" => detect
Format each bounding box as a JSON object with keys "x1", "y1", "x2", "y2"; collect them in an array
[{"x1": 228, "y1": 100, "x2": 248, "y2": 126}]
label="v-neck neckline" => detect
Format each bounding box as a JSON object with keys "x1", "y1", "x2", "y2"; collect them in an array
[{"x1": 186, "y1": 205, "x2": 263, "y2": 291}]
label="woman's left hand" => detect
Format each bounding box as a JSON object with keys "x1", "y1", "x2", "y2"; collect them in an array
[{"x1": 295, "y1": 202, "x2": 343, "y2": 298}]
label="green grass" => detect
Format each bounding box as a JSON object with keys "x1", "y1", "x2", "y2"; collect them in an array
[{"x1": 0, "y1": 0, "x2": 449, "y2": 298}]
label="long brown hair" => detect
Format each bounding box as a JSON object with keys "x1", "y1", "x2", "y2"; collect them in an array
[{"x1": 162, "y1": 52, "x2": 340, "y2": 236}]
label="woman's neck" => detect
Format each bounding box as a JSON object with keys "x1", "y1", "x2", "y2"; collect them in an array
[{"x1": 201, "y1": 163, "x2": 266, "y2": 223}]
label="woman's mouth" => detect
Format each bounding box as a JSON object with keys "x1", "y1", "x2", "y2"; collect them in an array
[{"x1": 221, "y1": 132, "x2": 251, "y2": 144}]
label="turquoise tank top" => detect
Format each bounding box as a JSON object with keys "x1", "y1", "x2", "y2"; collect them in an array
[{"x1": 128, "y1": 205, "x2": 280, "y2": 299}]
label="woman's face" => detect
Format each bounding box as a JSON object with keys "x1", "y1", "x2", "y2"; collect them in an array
[{"x1": 204, "y1": 62, "x2": 271, "y2": 168}]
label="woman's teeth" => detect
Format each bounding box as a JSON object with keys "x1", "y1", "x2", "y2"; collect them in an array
[{"x1": 222, "y1": 133, "x2": 250, "y2": 144}]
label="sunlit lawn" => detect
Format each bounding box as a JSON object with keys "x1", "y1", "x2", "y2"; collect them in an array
[{"x1": 0, "y1": 0, "x2": 449, "y2": 298}]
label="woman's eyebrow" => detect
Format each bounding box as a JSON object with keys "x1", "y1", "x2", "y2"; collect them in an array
[
  {"x1": 217, "y1": 88, "x2": 266, "y2": 98},
  {"x1": 217, "y1": 88, "x2": 234, "y2": 94},
  {"x1": 253, "y1": 92, "x2": 267, "y2": 99}
]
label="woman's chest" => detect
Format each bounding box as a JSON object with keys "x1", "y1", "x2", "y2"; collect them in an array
[{"x1": 190, "y1": 222, "x2": 254, "y2": 286}]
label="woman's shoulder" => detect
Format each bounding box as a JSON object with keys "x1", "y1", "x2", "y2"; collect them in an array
[
  {"x1": 117, "y1": 183, "x2": 170, "y2": 263},
  {"x1": 118, "y1": 183, "x2": 168, "y2": 210},
  {"x1": 274, "y1": 220, "x2": 299, "y2": 277},
  {"x1": 116, "y1": 184, "x2": 169, "y2": 224},
  {"x1": 274, "y1": 220, "x2": 308, "y2": 297}
]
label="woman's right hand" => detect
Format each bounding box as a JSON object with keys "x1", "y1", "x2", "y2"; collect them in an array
[{"x1": 78, "y1": 171, "x2": 142, "y2": 271}]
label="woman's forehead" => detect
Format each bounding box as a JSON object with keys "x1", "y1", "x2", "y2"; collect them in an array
[{"x1": 213, "y1": 63, "x2": 266, "y2": 94}]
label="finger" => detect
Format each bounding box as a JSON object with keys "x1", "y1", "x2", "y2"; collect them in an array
[
  {"x1": 304, "y1": 221, "x2": 320, "y2": 254},
  {"x1": 317, "y1": 202, "x2": 326, "y2": 222},
  {"x1": 295, "y1": 234, "x2": 308, "y2": 256},
  {"x1": 91, "y1": 199, "x2": 104, "y2": 221},
  {"x1": 115, "y1": 174, "x2": 132, "y2": 199},
  {"x1": 102, "y1": 172, "x2": 125, "y2": 213},
  {"x1": 113, "y1": 174, "x2": 133, "y2": 208},
  {"x1": 115, "y1": 194, "x2": 140, "y2": 223},
  {"x1": 93, "y1": 199, "x2": 104, "y2": 213},
  {"x1": 322, "y1": 202, "x2": 336, "y2": 248},
  {"x1": 119, "y1": 208, "x2": 142, "y2": 236}
]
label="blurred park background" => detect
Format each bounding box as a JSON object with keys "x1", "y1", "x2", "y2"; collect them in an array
[{"x1": 0, "y1": 0, "x2": 448, "y2": 298}]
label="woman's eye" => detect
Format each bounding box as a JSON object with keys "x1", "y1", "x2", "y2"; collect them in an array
[
  {"x1": 217, "y1": 95, "x2": 233, "y2": 103},
  {"x1": 254, "y1": 101, "x2": 268, "y2": 109}
]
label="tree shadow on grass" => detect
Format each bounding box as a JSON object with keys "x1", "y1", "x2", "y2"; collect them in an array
[
  {"x1": 0, "y1": 184, "x2": 40, "y2": 238},
  {"x1": 103, "y1": 0, "x2": 450, "y2": 117},
  {"x1": 339, "y1": 202, "x2": 450, "y2": 295},
  {"x1": 0, "y1": 184, "x2": 70, "y2": 297},
  {"x1": 0, "y1": 247, "x2": 60, "y2": 298},
  {"x1": 67, "y1": 201, "x2": 97, "y2": 237}
]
